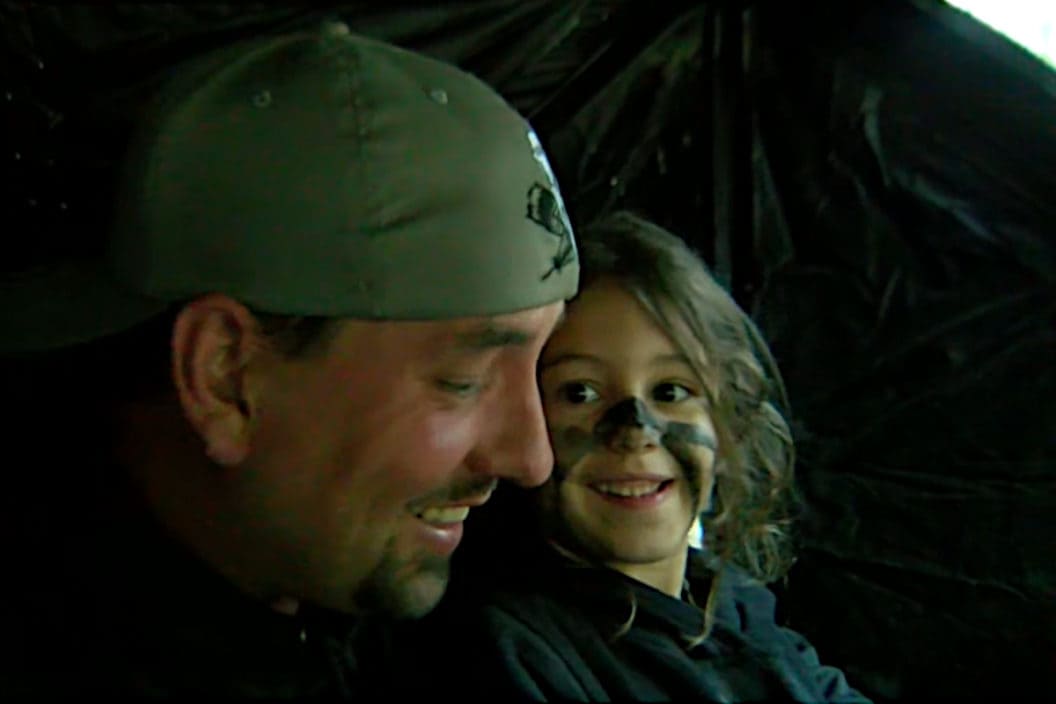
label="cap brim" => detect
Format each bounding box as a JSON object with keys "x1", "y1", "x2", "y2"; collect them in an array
[{"x1": 1, "y1": 258, "x2": 171, "y2": 354}]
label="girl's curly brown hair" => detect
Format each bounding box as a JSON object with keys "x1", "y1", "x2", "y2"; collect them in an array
[{"x1": 572, "y1": 211, "x2": 799, "y2": 639}]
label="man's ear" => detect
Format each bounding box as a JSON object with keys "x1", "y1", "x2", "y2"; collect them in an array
[{"x1": 171, "y1": 294, "x2": 266, "y2": 467}]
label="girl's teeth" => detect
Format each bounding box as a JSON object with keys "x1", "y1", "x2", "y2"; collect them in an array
[
  {"x1": 418, "y1": 506, "x2": 470, "y2": 524},
  {"x1": 593, "y1": 481, "x2": 666, "y2": 498}
]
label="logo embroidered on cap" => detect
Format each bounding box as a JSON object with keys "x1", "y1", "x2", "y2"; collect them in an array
[{"x1": 525, "y1": 129, "x2": 577, "y2": 280}]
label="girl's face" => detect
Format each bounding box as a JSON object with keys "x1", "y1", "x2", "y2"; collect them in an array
[{"x1": 538, "y1": 278, "x2": 717, "y2": 576}]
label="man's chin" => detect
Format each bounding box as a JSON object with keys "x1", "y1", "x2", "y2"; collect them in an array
[
  {"x1": 390, "y1": 570, "x2": 449, "y2": 620},
  {"x1": 356, "y1": 555, "x2": 451, "y2": 620}
]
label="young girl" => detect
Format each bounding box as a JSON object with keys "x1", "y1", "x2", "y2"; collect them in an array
[{"x1": 394, "y1": 212, "x2": 869, "y2": 702}]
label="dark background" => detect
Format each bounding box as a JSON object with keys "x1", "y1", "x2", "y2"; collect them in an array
[{"x1": 3, "y1": 1, "x2": 1054, "y2": 699}]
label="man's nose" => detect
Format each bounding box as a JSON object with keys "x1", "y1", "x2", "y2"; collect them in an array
[{"x1": 466, "y1": 377, "x2": 553, "y2": 488}]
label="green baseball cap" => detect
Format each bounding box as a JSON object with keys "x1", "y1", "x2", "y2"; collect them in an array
[{"x1": 1, "y1": 21, "x2": 578, "y2": 352}]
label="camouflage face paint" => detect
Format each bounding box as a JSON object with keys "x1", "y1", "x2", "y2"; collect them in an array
[
  {"x1": 662, "y1": 419, "x2": 718, "y2": 451},
  {"x1": 549, "y1": 396, "x2": 717, "y2": 513},
  {"x1": 549, "y1": 425, "x2": 597, "y2": 481},
  {"x1": 549, "y1": 398, "x2": 662, "y2": 480},
  {"x1": 594, "y1": 397, "x2": 664, "y2": 447},
  {"x1": 661, "y1": 421, "x2": 716, "y2": 515}
]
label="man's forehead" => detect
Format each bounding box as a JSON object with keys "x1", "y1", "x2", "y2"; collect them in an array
[
  {"x1": 329, "y1": 303, "x2": 565, "y2": 359},
  {"x1": 428, "y1": 303, "x2": 566, "y2": 351}
]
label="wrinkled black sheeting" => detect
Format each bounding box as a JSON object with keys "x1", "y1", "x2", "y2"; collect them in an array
[
  {"x1": 745, "y1": 3, "x2": 1056, "y2": 700},
  {"x1": 3, "y1": 1, "x2": 1055, "y2": 700},
  {"x1": 1, "y1": 1, "x2": 559, "y2": 274}
]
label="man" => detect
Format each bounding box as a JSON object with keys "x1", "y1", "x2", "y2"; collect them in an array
[{"x1": 0, "y1": 20, "x2": 578, "y2": 695}]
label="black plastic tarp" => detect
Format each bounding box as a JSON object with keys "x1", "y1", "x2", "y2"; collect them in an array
[{"x1": 3, "y1": 1, "x2": 1053, "y2": 699}]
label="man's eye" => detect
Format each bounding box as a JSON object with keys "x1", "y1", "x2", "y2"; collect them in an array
[
  {"x1": 653, "y1": 382, "x2": 692, "y2": 403},
  {"x1": 559, "y1": 382, "x2": 599, "y2": 404},
  {"x1": 437, "y1": 379, "x2": 483, "y2": 398}
]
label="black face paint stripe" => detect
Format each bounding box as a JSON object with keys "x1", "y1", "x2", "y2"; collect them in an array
[
  {"x1": 594, "y1": 397, "x2": 663, "y2": 446},
  {"x1": 661, "y1": 433, "x2": 707, "y2": 515},
  {"x1": 661, "y1": 421, "x2": 716, "y2": 514},
  {"x1": 549, "y1": 397, "x2": 717, "y2": 511},
  {"x1": 550, "y1": 426, "x2": 598, "y2": 481},
  {"x1": 663, "y1": 421, "x2": 717, "y2": 450}
]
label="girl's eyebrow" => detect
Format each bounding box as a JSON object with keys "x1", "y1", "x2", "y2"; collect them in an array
[
  {"x1": 651, "y1": 353, "x2": 694, "y2": 367},
  {"x1": 541, "y1": 353, "x2": 695, "y2": 371},
  {"x1": 538, "y1": 353, "x2": 602, "y2": 371}
]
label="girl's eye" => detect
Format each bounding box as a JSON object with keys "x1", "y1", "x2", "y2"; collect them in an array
[
  {"x1": 653, "y1": 382, "x2": 692, "y2": 403},
  {"x1": 559, "y1": 382, "x2": 600, "y2": 404}
]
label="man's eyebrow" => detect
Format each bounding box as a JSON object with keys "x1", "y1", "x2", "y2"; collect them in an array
[
  {"x1": 454, "y1": 306, "x2": 567, "y2": 351},
  {"x1": 455, "y1": 324, "x2": 534, "y2": 350}
]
